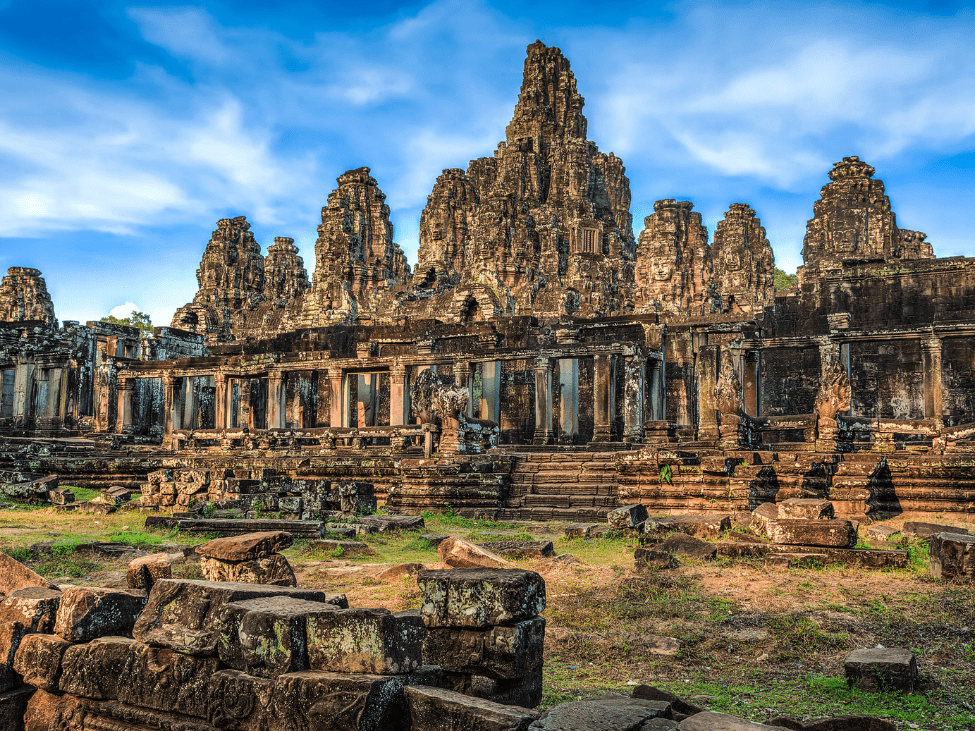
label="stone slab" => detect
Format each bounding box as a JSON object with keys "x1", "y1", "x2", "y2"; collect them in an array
[
  {"x1": 406, "y1": 685, "x2": 539, "y2": 731},
  {"x1": 643, "y1": 514, "x2": 732, "y2": 539},
  {"x1": 197, "y1": 531, "x2": 295, "y2": 561},
  {"x1": 929, "y1": 532, "x2": 975, "y2": 580},
  {"x1": 126, "y1": 553, "x2": 172, "y2": 591},
  {"x1": 53, "y1": 586, "x2": 146, "y2": 643},
  {"x1": 418, "y1": 569, "x2": 546, "y2": 628},
  {"x1": 0, "y1": 587, "x2": 61, "y2": 633},
  {"x1": 902, "y1": 521, "x2": 971, "y2": 540},
  {"x1": 271, "y1": 670, "x2": 412, "y2": 731},
  {"x1": 529, "y1": 694, "x2": 670, "y2": 730},
  {"x1": 844, "y1": 648, "x2": 917, "y2": 693},
  {"x1": 306, "y1": 607, "x2": 426, "y2": 675},
  {"x1": 423, "y1": 617, "x2": 545, "y2": 679},
  {"x1": 608, "y1": 504, "x2": 649, "y2": 531},
  {"x1": 679, "y1": 712, "x2": 790, "y2": 729},
  {"x1": 778, "y1": 499, "x2": 834, "y2": 520},
  {"x1": 0, "y1": 553, "x2": 55, "y2": 595},
  {"x1": 768, "y1": 519, "x2": 857, "y2": 548},
  {"x1": 200, "y1": 553, "x2": 297, "y2": 586},
  {"x1": 12, "y1": 633, "x2": 69, "y2": 691}
]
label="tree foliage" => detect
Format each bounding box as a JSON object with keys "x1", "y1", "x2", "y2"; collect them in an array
[
  {"x1": 101, "y1": 311, "x2": 153, "y2": 336},
  {"x1": 773, "y1": 268, "x2": 797, "y2": 291}
]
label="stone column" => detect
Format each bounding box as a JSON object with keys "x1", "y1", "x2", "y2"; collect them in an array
[
  {"x1": 533, "y1": 357, "x2": 553, "y2": 445},
  {"x1": 12, "y1": 361, "x2": 33, "y2": 424},
  {"x1": 922, "y1": 334, "x2": 944, "y2": 427},
  {"x1": 214, "y1": 374, "x2": 227, "y2": 429},
  {"x1": 623, "y1": 354, "x2": 645, "y2": 443},
  {"x1": 455, "y1": 361, "x2": 472, "y2": 417},
  {"x1": 558, "y1": 358, "x2": 580, "y2": 442},
  {"x1": 183, "y1": 376, "x2": 199, "y2": 431},
  {"x1": 162, "y1": 375, "x2": 175, "y2": 445},
  {"x1": 239, "y1": 379, "x2": 253, "y2": 430},
  {"x1": 696, "y1": 345, "x2": 720, "y2": 441},
  {"x1": 116, "y1": 377, "x2": 134, "y2": 434},
  {"x1": 268, "y1": 373, "x2": 286, "y2": 429},
  {"x1": 480, "y1": 361, "x2": 501, "y2": 423},
  {"x1": 592, "y1": 354, "x2": 613, "y2": 442},
  {"x1": 329, "y1": 368, "x2": 344, "y2": 428},
  {"x1": 743, "y1": 351, "x2": 761, "y2": 418},
  {"x1": 389, "y1": 365, "x2": 407, "y2": 426}
]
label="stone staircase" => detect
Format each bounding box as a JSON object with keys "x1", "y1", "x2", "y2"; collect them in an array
[{"x1": 498, "y1": 451, "x2": 619, "y2": 522}]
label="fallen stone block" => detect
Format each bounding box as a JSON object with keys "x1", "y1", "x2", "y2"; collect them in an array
[
  {"x1": 902, "y1": 521, "x2": 971, "y2": 540},
  {"x1": 643, "y1": 514, "x2": 731, "y2": 539},
  {"x1": 355, "y1": 514, "x2": 424, "y2": 532},
  {"x1": 46, "y1": 488, "x2": 75, "y2": 505},
  {"x1": 749, "y1": 503, "x2": 779, "y2": 538},
  {"x1": 319, "y1": 523, "x2": 358, "y2": 539},
  {"x1": 0, "y1": 587, "x2": 61, "y2": 633},
  {"x1": 133, "y1": 579, "x2": 345, "y2": 655},
  {"x1": 306, "y1": 607, "x2": 426, "y2": 675},
  {"x1": 57, "y1": 636, "x2": 135, "y2": 700},
  {"x1": 439, "y1": 537, "x2": 511, "y2": 569},
  {"x1": 12, "y1": 634, "x2": 69, "y2": 691},
  {"x1": 309, "y1": 539, "x2": 376, "y2": 556},
  {"x1": 778, "y1": 499, "x2": 834, "y2": 520},
  {"x1": 634, "y1": 547, "x2": 679, "y2": 572},
  {"x1": 563, "y1": 523, "x2": 599, "y2": 539},
  {"x1": 216, "y1": 596, "x2": 341, "y2": 678},
  {"x1": 631, "y1": 684, "x2": 704, "y2": 717},
  {"x1": 200, "y1": 553, "x2": 297, "y2": 586},
  {"x1": 529, "y1": 693, "x2": 670, "y2": 730},
  {"x1": 445, "y1": 666, "x2": 543, "y2": 708},
  {"x1": 419, "y1": 569, "x2": 546, "y2": 629},
  {"x1": 0, "y1": 685, "x2": 33, "y2": 731},
  {"x1": 197, "y1": 531, "x2": 295, "y2": 561},
  {"x1": 608, "y1": 504, "x2": 649, "y2": 531},
  {"x1": 768, "y1": 715, "x2": 896, "y2": 731},
  {"x1": 680, "y1": 711, "x2": 789, "y2": 729},
  {"x1": 126, "y1": 553, "x2": 172, "y2": 591},
  {"x1": 377, "y1": 563, "x2": 426, "y2": 581},
  {"x1": 423, "y1": 617, "x2": 544, "y2": 680},
  {"x1": 768, "y1": 519, "x2": 857, "y2": 548},
  {"x1": 406, "y1": 685, "x2": 539, "y2": 731},
  {"x1": 0, "y1": 622, "x2": 29, "y2": 686},
  {"x1": 272, "y1": 670, "x2": 413, "y2": 731},
  {"x1": 863, "y1": 524, "x2": 899, "y2": 542},
  {"x1": 53, "y1": 586, "x2": 146, "y2": 642},
  {"x1": 844, "y1": 648, "x2": 917, "y2": 693},
  {"x1": 655, "y1": 534, "x2": 716, "y2": 561},
  {"x1": 478, "y1": 541, "x2": 555, "y2": 559},
  {"x1": 929, "y1": 532, "x2": 975, "y2": 580},
  {"x1": 0, "y1": 552, "x2": 56, "y2": 595}
]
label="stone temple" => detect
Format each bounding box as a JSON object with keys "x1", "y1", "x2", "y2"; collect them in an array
[{"x1": 0, "y1": 40, "x2": 973, "y2": 521}]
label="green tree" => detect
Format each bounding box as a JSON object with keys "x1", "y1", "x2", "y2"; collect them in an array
[
  {"x1": 101, "y1": 311, "x2": 153, "y2": 337},
  {"x1": 773, "y1": 268, "x2": 797, "y2": 292}
]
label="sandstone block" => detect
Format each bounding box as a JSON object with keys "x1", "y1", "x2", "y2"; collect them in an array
[
  {"x1": 306, "y1": 607, "x2": 426, "y2": 675},
  {"x1": 750, "y1": 503, "x2": 779, "y2": 537},
  {"x1": 197, "y1": 531, "x2": 295, "y2": 561},
  {"x1": 354, "y1": 514, "x2": 424, "y2": 532},
  {"x1": 418, "y1": 569, "x2": 546, "y2": 628},
  {"x1": 439, "y1": 537, "x2": 510, "y2": 569},
  {"x1": 608, "y1": 504, "x2": 649, "y2": 531},
  {"x1": 642, "y1": 514, "x2": 731, "y2": 539},
  {"x1": 406, "y1": 685, "x2": 539, "y2": 731},
  {"x1": 462, "y1": 665, "x2": 543, "y2": 708},
  {"x1": 0, "y1": 588, "x2": 61, "y2": 633},
  {"x1": 53, "y1": 586, "x2": 146, "y2": 642},
  {"x1": 903, "y1": 521, "x2": 971, "y2": 540},
  {"x1": 529, "y1": 694, "x2": 670, "y2": 730},
  {"x1": 423, "y1": 617, "x2": 544, "y2": 680},
  {"x1": 768, "y1": 519, "x2": 857, "y2": 548},
  {"x1": 634, "y1": 547, "x2": 679, "y2": 572},
  {"x1": 0, "y1": 622, "x2": 29, "y2": 671},
  {"x1": 207, "y1": 669, "x2": 274, "y2": 730},
  {"x1": 631, "y1": 684, "x2": 704, "y2": 717},
  {"x1": 0, "y1": 685, "x2": 33, "y2": 731},
  {"x1": 200, "y1": 553, "x2": 297, "y2": 586},
  {"x1": 844, "y1": 648, "x2": 917, "y2": 693},
  {"x1": 215, "y1": 596, "x2": 340, "y2": 678},
  {"x1": 12, "y1": 634, "x2": 69, "y2": 691},
  {"x1": 58, "y1": 636, "x2": 135, "y2": 699},
  {"x1": 0, "y1": 553, "x2": 55, "y2": 595},
  {"x1": 271, "y1": 670, "x2": 411, "y2": 731},
  {"x1": 46, "y1": 489, "x2": 74, "y2": 505},
  {"x1": 133, "y1": 579, "x2": 345, "y2": 655},
  {"x1": 929, "y1": 532, "x2": 975, "y2": 580},
  {"x1": 655, "y1": 534, "x2": 716, "y2": 561},
  {"x1": 679, "y1": 711, "x2": 789, "y2": 729},
  {"x1": 778, "y1": 499, "x2": 834, "y2": 520},
  {"x1": 126, "y1": 553, "x2": 172, "y2": 591}
]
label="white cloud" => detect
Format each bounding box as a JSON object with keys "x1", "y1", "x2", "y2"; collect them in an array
[{"x1": 109, "y1": 302, "x2": 140, "y2": 319}]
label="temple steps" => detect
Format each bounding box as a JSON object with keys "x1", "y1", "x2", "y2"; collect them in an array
[{"x1": 497, "y1": 451, "x2": 620, "y2": 521}]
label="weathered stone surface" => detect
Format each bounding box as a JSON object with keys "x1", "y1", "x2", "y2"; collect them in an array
[
  {"x1": 197, "y1": 531, "x2": 295, "y2": 561},
  {"x1": 631, "y1": 685, "x2": 704, "y2": 717},
  {"x1": 0, "y1": 588, "x2": 61, "y2": 633},
  {"x1": 655, "y1": 534, "x2": 716, "y2": 561},
  {"x1": 271, "y1": 670, "x2": 412, "y2": 731},
  {"x1": 305, "y1": 607, "x2": 426, "y2": 675},
  {"x1": 643, "y1": 515, "x2": 731, "y2": 539},
  {"x1": 929, "y1": 532, "x2": 975, "y2": 580},
  {"x1": 126, "y1": 553, "x2": 172, "y2": 591},
  {"x1": 529, "y1": 694, "x2": 670, "y2": 730},
  {"x1": 132, "y1": 579, "x2": 343, "y2": 655},
  {"x1": 52, "y1": 586, "x2": 146, "y2": 643},
  {"x1": 439, "y1": 536, "x2": 511, "y2": 569},
  {"x1": 407, "y1": 685, "x2": 539, "y2": 731},
  {"x1": 445, "y1": 666, "x2": 544, "y2": 708},
  {"x1": 478, "y1": 541, "x2": 555, "y2": 559},
  {"x1": 679, "y1": 712, "x2": 789, "y2": 730},
  {"x1": 355, "y1": 515, "x2": 425, "y2": 532},
  {"x1": 768, "y1": 519, "x2": 857, "y2": 548},
  {"x1": 201, "y1": 553, "x2": 298, "y2": 586},
  {"x1": 0, "y1": 267, "x2": 56, "y2": 325},
  {"x1": 777, "y1": 499, "x2": 834, "y2": 520},
  {"x1": 634, "y1": 547, "x2": 679, "y2": 572},
  {"x1": 216, "y1": 596, "x2": 340, "y2": 678},
  {"x1": 58, "y1": 636, "x2": 134, "y2": 699},
  {"x1": 0, "y1": 684, "x2": 34, "y2": 731},
  {"x1": 749, "y1": 503, "x2": 780, "y2": 538},
  {"x1": 710, "y1": 204, "x2": 775, "y2": 316},
  {"x1": 844, "y1": 648, "x2": 917, "y2": 693},
  {"x1": 768, "y1": 716, "x2": 896, "y2": 731},
  {"x1": 264, "y1": 236, "x2": 310, "y2": 305},
  {"x1": 0, "y1": 553, "x2": 55, "y2": 595},
  {"x1": 311, "y1": 539, "x2": 376, "y2": 556},
  {"x1": 23, "y1": 688, "x2": 78, "y2": 731},
  {"x1": 608, "y1": 504, "x2": 649, "y2": 531},
  {"x1": 423, "y1": 617, "x2": 544, "y2": 680},
  {"x1": 12, "y1": 634, "x2": 69, "y2": 691},
  {"x1": 419, "y1": 569, "x2": 546, "y2": 629},
  {"x1": 902, "y1": 521, "x2": 971, "y2": 540}
]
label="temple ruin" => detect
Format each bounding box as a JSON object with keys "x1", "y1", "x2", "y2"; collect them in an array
[{"x1": 0, "y1": 40, "x2": 973, "y2": 522}]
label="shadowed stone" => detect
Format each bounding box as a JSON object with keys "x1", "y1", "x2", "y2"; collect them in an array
[
  {"x1": 439, "y1": 537, "x2": 511, "y2": 569},
  {"x1": 529, "y1": 693, "x2": 670, "y2": 730},
  {"x1": 655, "y1": 534, "x2": 716, "y2": 561},
  {"x1": 271, "y1": 670, "x2": 412, "y2": 731},
  {"x1": 306, "y1": 608, "x2": 426, "y2": 675},
  {"x1": 12, "y1": 634, "x2": 69, "y2": 691},
  {"x1": 126, "y1": 553, "x2": 172, "y2": 591},
  {"x1": 844, "y1": 648, "x2": 917, "y2": 693},
  {"x1": 903, "y1": 521, "x2": 971, "y2": 540},
  {"x1": 406, "y1": 685, "x2": 539, "y2": 731},
  {"x1": 929, "y1": 532, "x2": 975, "y2": 580},
  {"x1": 200, "y1": 553, "x2": 298, "y2": 586},
  {"x1": 680, "y1": 712, "x2": 790, "y2": 729},
  {"x1": 642, "y1": 515, "x2": 731, "y2": 539},
  {"x1": 634, "y1": 548, "x2": 679, "y2": 572},
  {"x1": 0, "y1": 685, "x2": 34, "y2": 731},
  {"x1": 778, "y1": 499, "x2": 834, "y2": 520},
  {"x1": 53, "y1": 586, "x2": 146, "y2": 643},
  {"x1": 418, "y1": 569, "x2": 546, "y2": 628},
  {"x1": 423, "y1": 617, "x2": 544, "y2": 680},
  {"x1": 608, "y1": 504, "x2": 649, "y2": 531}
]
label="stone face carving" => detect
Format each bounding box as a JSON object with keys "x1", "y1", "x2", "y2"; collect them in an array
[
  {"x1": 634, "y1": 200, "x2": 711, "y2": 315},
  {"x1": 799, "y1": 156, "x2": 934, "y2": 281},
  {"x1": 171, "y1": 216, "x2": 266, "y2": 342},
  {"x1": 300, "y1": 167, "x2": 411, "y2": 326},
  {"x1": 412, "y1": 40, "x2": 636, "y2": 321},
  {"x1": 263, "y1": 237, "x2": 310, "y2": 305},
  {"x1": 711, "y1": 203, "x2": 775, "y2": 315},
  {"x1": 0, "y1": 267, "x2": 57, "y2": 326}
]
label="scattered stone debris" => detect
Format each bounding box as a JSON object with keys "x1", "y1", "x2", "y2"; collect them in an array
[
  {"x1": 197, "y1": 531, "x2": 298, "y2": 586},
  {"x1": 844, "y1": 648, "x2": 918, "y2": 693}
]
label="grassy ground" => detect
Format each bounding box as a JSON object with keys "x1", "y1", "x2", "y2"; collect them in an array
[{"x1": 1, "y1": 499, "x2": 973, "y2": 730}]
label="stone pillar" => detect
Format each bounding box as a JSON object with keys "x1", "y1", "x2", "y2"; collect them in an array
[
  {"x1": 623, "y1": 354, "x2": 645, "y2": 443},
  {"x1": 389, "y1": 365, "x2": 407, "y2": 426},
  {"x1": 743, "y1": 351, "x2": 760, "y2": 418},
  {"x1": 162, "y1": 375, "x2": 175, "y2": 445},
  {"x1": 239, "y1": 379, "x2": 253, "y2": 430},
  {"x1": 455, "y1": 361, "x2": 472, "y2": 417},
  {"x1": 922, "y1": 334, "x2": 944, "y2": 427},
  {"x1": 116, "y1": 377, "x2": 134, "y2": 434},
  {"x1": 268, "y1": 373, "x2": 286, "y2": 429},
  {"x1": 12, "y1": 361, "x2": 32, "y2": 424},
  {"x1": 696, "y1": 345, "x2": 720, "y2": 442},
  {"x1": 480, "y1": 361, "x2": 501, "y2": 423},
  {"x1": 533, "y1": 357, "x2": 553, "y2": 445},
  {"x1": 329, "y1": 368, "x2": 344, "y2": 428},
  {"x1": 558, "y1": 358, "x2": 580, "y2": 442},
  {"x1": 592, "y1": 354, "x2": 613, "y2": 443},
  {"x1": 184, "y1": 376, "x2": 199, "y2": 431},
  {"x1": 214, "y1": 374, "x2": 227, "y2": 429}
]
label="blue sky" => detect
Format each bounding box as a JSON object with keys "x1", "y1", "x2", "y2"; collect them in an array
[{"x1": 2, "y1": 0, "x2": 975, "y2": 325}]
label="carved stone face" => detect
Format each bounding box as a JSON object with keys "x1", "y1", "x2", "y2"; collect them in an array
[
  {"x1": 650, "y1": 257, "x2": 674, "y2": 281},
  {"x1": 723, "y1": 247, "x2": 742, "y2": 270}
]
